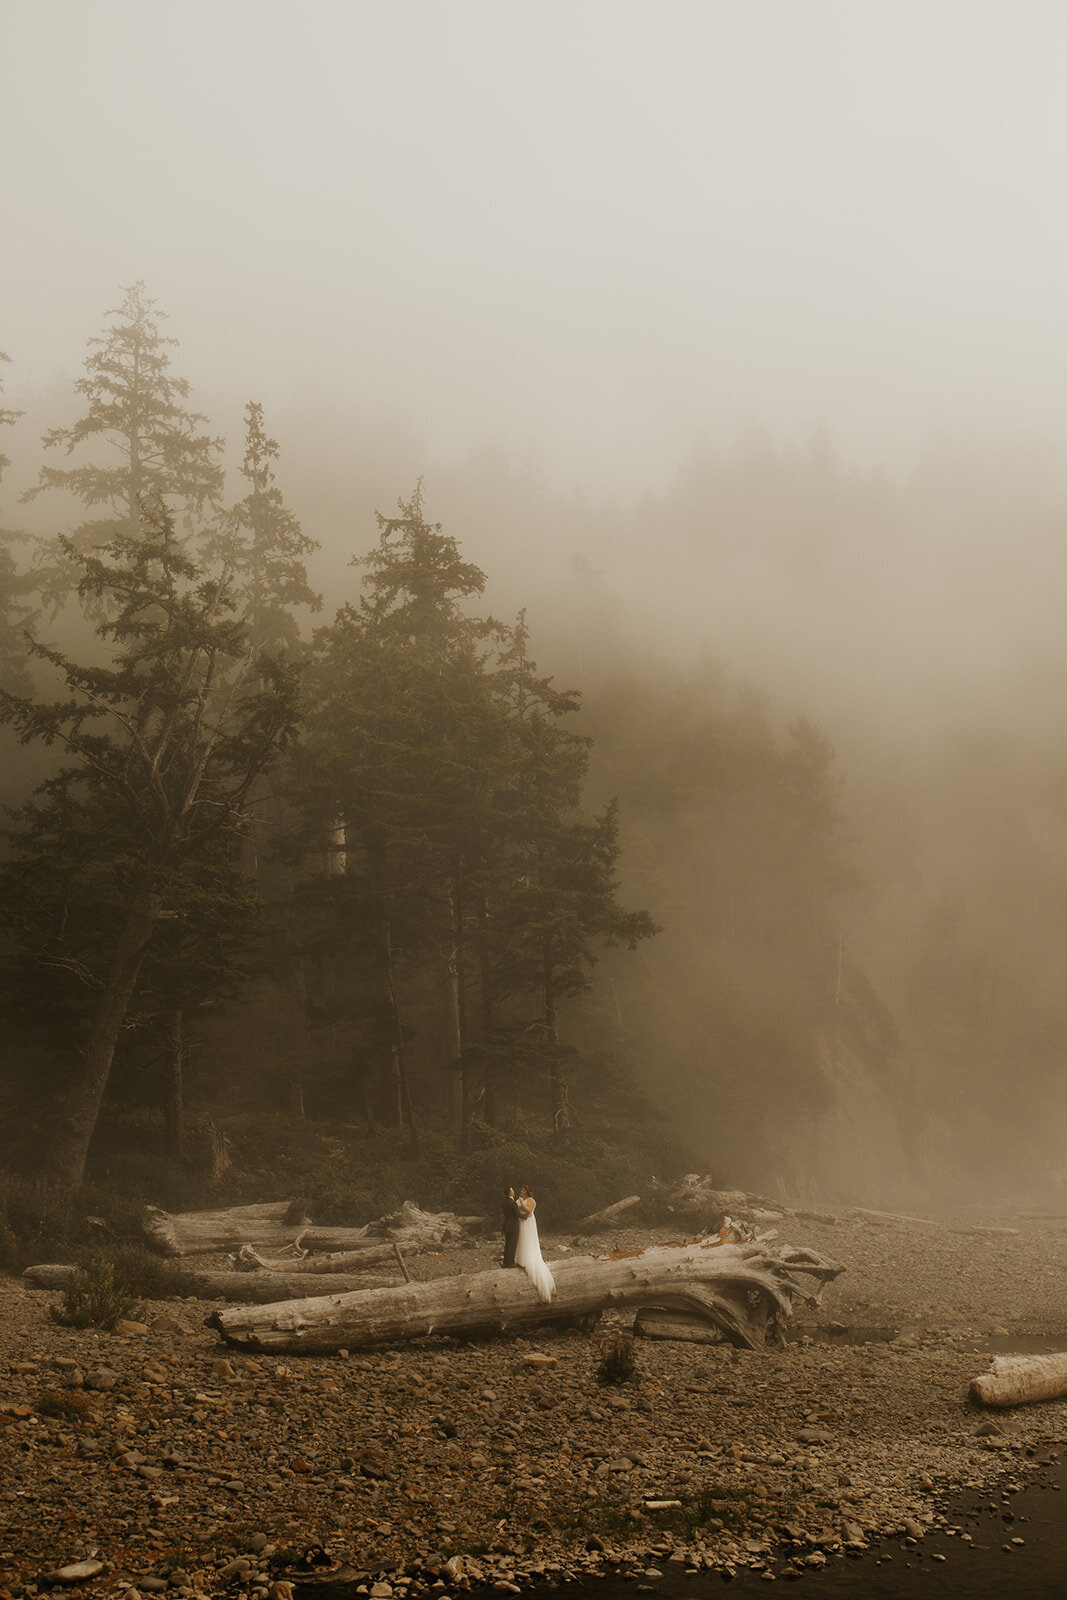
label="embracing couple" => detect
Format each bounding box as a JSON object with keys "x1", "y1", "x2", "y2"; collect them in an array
[{"x1": 501, "y1": 1185, "x2": 556, "y2": 1303}]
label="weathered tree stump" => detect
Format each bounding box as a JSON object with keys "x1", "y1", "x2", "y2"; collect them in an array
[{"x1": 210, "y1": 1238, "x2": 843, "y2": 1354}]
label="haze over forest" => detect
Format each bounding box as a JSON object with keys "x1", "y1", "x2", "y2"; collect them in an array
[{"x1": 4, "y1": 1, "x2": 1067, "y2": 1205}]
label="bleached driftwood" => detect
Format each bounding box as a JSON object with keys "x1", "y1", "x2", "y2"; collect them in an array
[
  {"x1": 633, "y1": 1306, "x2": 728, "y2": 1344},
  {"x1": 970, "y1": 1353, "x2": 1067, "y2": 1407},
  {"x1": 575, "y1": 1195, "x2": 642, "y2": 1231},
  {"x1": 142, "y1": 1200, "x2": 312, "y2": 1256},
  {"x1": 142, "y1": 1198, "x2": 485, "y2": 1258},
  {"x1": 340, "y1": 1200, "x2": 486, "y2": 1246},
  {"x1": 231, "y1": 1242, "x2": 404, "y2": 1273},
  {"x1": 211, "y1": 1238, "x2": 844, "y2": 1355},
  {"x1": 23, "y1": 1264, "x2": 81, "y2": 1289},
  {"x1": 22, "y1": 1260, "x2": 397, "y2": 1303},
  {"x1": 851, "y1": 1207, "x2": 944, "y2": 1229},
  {"x1": 952, "y1": 1226, "x2": 1020, "y2": 1238}
]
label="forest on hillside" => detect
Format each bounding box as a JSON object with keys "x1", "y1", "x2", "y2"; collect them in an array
[{"x1": 1, "y1": 285, "x2": 1066, "y2": 1213}]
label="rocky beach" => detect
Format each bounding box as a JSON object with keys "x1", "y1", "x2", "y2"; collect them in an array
[{"x1": 1, "y1": 1205, "x2": 1066, "y2": 1598}]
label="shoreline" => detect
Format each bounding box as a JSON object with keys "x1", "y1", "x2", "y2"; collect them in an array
[{"x1": 2, "y1": 1206, "x2": 1066, "y2": 1595}]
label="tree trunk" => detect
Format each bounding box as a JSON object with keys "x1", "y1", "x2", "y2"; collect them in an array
[
  {"x1": 442, "y1": 888, "x2": 465, "y2": 1143},
  {"x1": 475, "y1": 894, "x2": 499, "y2": 1127},
  {"x1": 211, "y1": 1239, "x2": 844, "y2": 1355},
  {"x1": 376, "y1": 900, "x2": 418, "y2": 1151},
  {"x1": 447, "y1": 885, "x2": 475, "y2": 1153},
  {"x1": 970, "y1": 1353, "x2": 1067, "y2": 1407},
  {"x1": 543, "y1": 942, "x2": 567, "y2": 1137},
  {"x1": 43, "y1": 889, "x2": 161, "y2": 1190},
  {"x1": 163, "y1": 1007, "x2": 186, "y2": 1162}
]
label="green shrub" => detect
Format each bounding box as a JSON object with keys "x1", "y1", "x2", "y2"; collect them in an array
[
  {"x1": 52, "y1": 1257, "x2": 137, "y2": 1330},
  {"x1": 94, "y1": 1243, "x2": 201, "y2": 1301}
]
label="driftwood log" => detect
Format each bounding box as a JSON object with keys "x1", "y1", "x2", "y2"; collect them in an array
[
  {"x1": 22, "y1": 1261, "x2": 398, "y2": 1303},
  {"x1": 142, "y1": 1201, "x2": 312, "y2": 1256},
  {"x1": 575, "y1": 1195, "x2": 642, "y2": 1231},
  {"x1": 632, "y1": 1306, "x2": 730, "y2": 1344},
  {"x1": 211, "y1": 1239, "x2": 843, "y2": 1354},
  {"x1": 338, "y1": 1201, "x2": 486, "y2": 1246},
  {"x1": 970, "y1": 1353, "x2": 1067, "y2": 1407},
  {"x1": 230, "y1": 1243, "x2": 404, "y2": 1273},
  {"x1": 143, "y1": 1199, "x2": 486, "y2": 1258}
]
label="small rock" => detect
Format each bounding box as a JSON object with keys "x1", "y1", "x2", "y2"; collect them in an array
[
  {"x1": 43, "y1": 1562, "x2": 106, "y2": 1585},
  {"x1": 218, "y1": 1560, "x2": 252, "y2": 1581},
  {"x1": 112, "y1": 1320, "x2": 149, "y2": 1337}
]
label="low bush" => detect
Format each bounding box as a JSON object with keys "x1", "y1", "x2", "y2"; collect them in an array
[
  {"x1": 36, "y1": 1388, "x2": 97, "y2": 1423},
  {"x1": 595, "y1": 1332, "x2": 637, "y2": 1386},
  {"x1": 52, "y1": 1257, "x2": 137, "y2": 1330}
]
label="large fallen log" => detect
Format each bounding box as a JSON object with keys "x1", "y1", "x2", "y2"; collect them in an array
[
  {"x1": 142, "y1": 1199, "x2": 485, "y2": 1258},
  {"x1": 970, "y1": 1352, "x2": 1067, "y2": 1407},
  {"x1": 211, "y1": 1238, "x2": 844, "y2": 1354},
  {"x1": 142, "y1": 1201, "x2": 312, "y2": 1256},
  {"x1": 23, "y1": 1262, "x2": 397, "y2": 1303}
]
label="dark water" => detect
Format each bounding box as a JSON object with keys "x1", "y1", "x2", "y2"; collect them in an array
[{"x1": 297, "y1": 1465, "x2": 1067, "y2": 1600}]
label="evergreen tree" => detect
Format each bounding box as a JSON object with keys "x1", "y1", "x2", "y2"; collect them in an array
[
  {"x1": 489, "y1": 614, "x2": 658, "y2": 1132},
  {"x1": 24, "y1": 282, "x2": 224, "y2": 601},
  {"x1": 0, "y1": 502, "x2": 301, "y2": 1189},
  {"x1": 0, "y1": 353, "x2": 35, "y2": 691},
  {"x1": 293, "y1": 487, "x2": 503, "y2": 1147},
  {"x1": 210, "y1": 400, "x2": 320, "y2": 652}
]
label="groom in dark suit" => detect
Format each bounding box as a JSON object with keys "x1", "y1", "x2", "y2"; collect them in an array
[{"x1": 501, "y1": 1185, "x2": 524, "y2": 1267}]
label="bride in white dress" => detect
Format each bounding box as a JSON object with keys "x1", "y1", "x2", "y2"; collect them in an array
[{"x1": 514, "y1": 1186, "x2": 555, "y2": 1302}]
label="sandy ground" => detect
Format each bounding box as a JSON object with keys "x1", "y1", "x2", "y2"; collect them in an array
[{"x1": 1, "y1": 1201, "x2": 1065, "y2": 1594}]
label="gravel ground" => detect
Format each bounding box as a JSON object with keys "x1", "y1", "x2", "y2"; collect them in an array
[{"x1": 1, "y1": 1203, "x2": 1066, "y2": 1596}]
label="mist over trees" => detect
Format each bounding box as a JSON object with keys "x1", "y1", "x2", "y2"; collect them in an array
[{"x1": 1, "y1": 285, "x2": 1066, "y2": 1205}]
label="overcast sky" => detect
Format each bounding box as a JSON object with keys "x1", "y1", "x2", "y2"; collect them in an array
[{"x1": 5, "y1": 0, "x2": 1067, "y2": 491}]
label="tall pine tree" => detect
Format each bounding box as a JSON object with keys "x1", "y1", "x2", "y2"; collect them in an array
[
  {"x1": 0, "y1": 502, "x2": 301, "y2": 1189},
  {"x1": 24, "y1": 283, "x2": 224, "y2": 603}
]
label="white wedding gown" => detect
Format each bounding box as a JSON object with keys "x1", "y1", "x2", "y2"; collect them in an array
[{"x1": 514, "y1": 1207, "x2": 555, "y2": 1302}]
